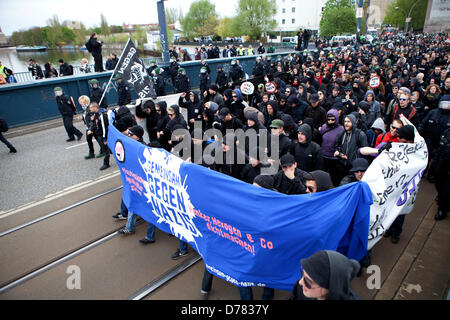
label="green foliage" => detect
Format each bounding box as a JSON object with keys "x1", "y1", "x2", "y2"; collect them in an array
[
  {"x1": 100, "y1": 13, "x2": 110, "y2": 36},
  {"x1": 215, "y1": 18, "x2": 236, "y2": 38},
  {"x1": 110, "y1": 25, "x2": 124, "y2": 34},
  {"x1": 320, "y1": 0, "x2": 357, "y2": 37},
  {"x1": 93, "y1": 27, "x2": 102, "y2": 35},
  {"x1": 181, "y1": 0, "x2": 218, "y2": 38},
  {"x1": 383, "y1": 0, "x2": 428, "y2": 31},
  {"x1": 235, "y1": 0, "x2": 277, "y2": 40},
  {"x1": 166, "y1": 7, "x2": 182, "y2": 25}
]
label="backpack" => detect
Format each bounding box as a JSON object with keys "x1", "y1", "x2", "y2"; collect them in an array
[
  {"x1": 85, "y1": 40, "x2": 93, "y2": 53},
  {"x1": 0, "y1": 118, "x2": 8, "y2": 133}
]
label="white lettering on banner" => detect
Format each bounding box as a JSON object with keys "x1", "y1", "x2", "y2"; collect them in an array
[
  {"x1": 139, "y1": 148, "x2": 202, "y2": 248},
  {"x1": 363, "y1": 122, "x2": 428, "y2": 249},
  {"x1": 118, "y1": 47, "x2": 137, "y2": 74}
]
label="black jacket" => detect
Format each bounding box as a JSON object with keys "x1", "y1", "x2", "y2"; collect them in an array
[
  {"x1": 56, "y1": 94, "x2": 76, "y2": 117},
  {"x1": 179, "y1": 92, "x2": 203, "y2": 122},
  {"x1": 290, "y1": 124, "x2": 323, "y2": 172},
  {"x1": 89, "y1": 37, "x2": 102, "y2": 55},
  {"x1": 90, "y1": 87, "x2": 107, "y2": 108},
  {"x1": 174, "y1": 74, "x2": 191, "y2": 93},
  {"x1": 117, "y1": 82, "x2": 132, "y2": 106},
  {"x1": 272, "y1": 168, "x2": 307, "y2": 195},
  {"x1": 59, "y1": 63, "x2": 73, "y2": 76},
  {"x1": 215, "y1": 70, "x2": 228, "y2": 88}
]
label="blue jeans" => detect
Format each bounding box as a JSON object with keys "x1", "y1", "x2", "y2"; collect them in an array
[
  {"x1": 120, "y1": 199, "x2": 128, "y2": 217},
  {"x1": 179, "y1": 240, "x2": 188, "y2": 253},
  {"x1": 125, "y1": 212, "x2": 155, "y2": 241},
  {"x1": 237, "y1": 286, "x2": 274, "y2": 300}
]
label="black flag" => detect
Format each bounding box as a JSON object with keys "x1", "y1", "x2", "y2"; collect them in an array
[{"x1": 115, "y1": 39, "x2": 157, "y2": 99}]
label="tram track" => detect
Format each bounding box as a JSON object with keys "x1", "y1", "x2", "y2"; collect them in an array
[{"x1": 0, "y1": 183, "x2": 203, "y2": 299}]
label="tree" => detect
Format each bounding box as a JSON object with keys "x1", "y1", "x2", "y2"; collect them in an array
[
  {"x1": 215, "y1": 18, "x2": 236, "y2": 38},
  {"x1": 383, "y1": 0, "x2": 428, "y2": 31},
  {"x1": 100, "y1": 13, "x2": 110, "y2": 36},
  {"x1": 180, "y1": 0, "x2": 218, "y2": 39},
  {"x1": 235, "y1": 0, "x2": 277, "y2": 40},
  {"x1": 320, "y1": 0, "x2": 357, "y2": 38},
  {"x1": 166, "y1": 7, "x2": 182, "y2": 25}
]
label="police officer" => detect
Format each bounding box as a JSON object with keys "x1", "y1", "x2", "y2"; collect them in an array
[
  {"x1": 115, "y1": 75, "x2": 132, "y2": 106},
  {"x1": 419, "y1": 95, "x2": 450, "y2": 183},
  {"x1": 423, "y1": 95, "x2": 450, "y2": 221},
  {"x1": 152, "y1": 67, "x2": 166, "y2": 96},
  {"x1": 87, "y1": 102, "x2": 110, "y2": 171},
  {"x1": 54, "y1": 87, "x2": 83, "y2": 142},
  {"x1": 229, "y1": 59, "x2": 245, "y2": 86},
  {"x1": 89, "y1": 79, "x2": 107, "y2": 109},
  {"x1": 174, "y1": 68, "x2": 190, "y2": 93}
]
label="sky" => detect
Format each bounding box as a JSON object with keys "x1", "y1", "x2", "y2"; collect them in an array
[{"x1": 1, "y1": 0, "x2": 239, "y2": 36}]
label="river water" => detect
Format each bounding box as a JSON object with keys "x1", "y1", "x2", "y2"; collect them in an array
[{"x1": 0, "y1": 47, "x2": 161, "y2": 73}]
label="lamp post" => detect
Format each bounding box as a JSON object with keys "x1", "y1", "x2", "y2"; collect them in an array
[
  {"x1": 396, "y1": 0, "x2": 423, "y2": 34},
  {"x1": 156, "y1": 0, "x2": 170, "y2": 66},
  {"x1": 356, "y1": 0, "x2": 365, "y2": 44}
]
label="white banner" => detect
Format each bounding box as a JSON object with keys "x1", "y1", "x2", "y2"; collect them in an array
[{"x1": 363, "y1": 123, "x2": 428, "y2": 249}]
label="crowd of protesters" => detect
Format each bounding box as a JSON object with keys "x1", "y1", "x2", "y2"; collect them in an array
[{"x1": 98, "y1": 32, "x2": 449, "y2": 300}]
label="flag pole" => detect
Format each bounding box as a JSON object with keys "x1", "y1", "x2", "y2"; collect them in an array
[{"x1": 99, "y1": 38, "x2": 131, "y2": 107}]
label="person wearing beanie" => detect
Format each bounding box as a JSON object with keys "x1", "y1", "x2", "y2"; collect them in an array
[
  {"x1": 339, "y1": 158, "x2": 369, "y2": 186},
  {"x1": 290, "y1": 250, "x2": 361, "y2": 300},
  {"x1": 205, "y1": 84, "x2": 224, "y2": 108},
  {"x1": 215, "y1": 64, "x2": 228, "y2": 91},
  {"x1": 174, "y1": 68, "x2": 191, "y2": 93},
  {"x1": 290, "y1": 124, "x2": 323, "y2": 172},
  {"x1": 272, "y1": 153, "x2": 308, "y2": 195},
  {"x1": 397, "y1": 124, "x2": 415, "y2": 143}
]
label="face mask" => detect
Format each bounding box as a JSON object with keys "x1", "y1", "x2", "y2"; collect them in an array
[{"x1": 55, "y1": 91, "x2": 63, "y2": 97}]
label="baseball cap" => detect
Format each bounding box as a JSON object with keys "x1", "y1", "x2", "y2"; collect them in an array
[
  {"x1": 280, "y1": 153, "x2": 295, "y2": 167},
  {"x1": 270, "y1": 119, "x2": 284, "y2": 129},
  {"x1": 218, "y1": 107, "x2": 230, "y2": 120}
]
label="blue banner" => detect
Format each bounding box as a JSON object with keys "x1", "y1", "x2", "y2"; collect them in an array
[{"x1": 108, "y1": 124, "x2": 372, "y2": 291}]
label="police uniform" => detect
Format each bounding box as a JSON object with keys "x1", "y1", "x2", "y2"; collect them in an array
[{"x1": 55, "y1": 91, "x2": 83, "y2": 141}]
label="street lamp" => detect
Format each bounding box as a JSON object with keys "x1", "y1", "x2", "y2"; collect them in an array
[{"x1": 395, "y1": 0, "x2": 423, "y2": 33}]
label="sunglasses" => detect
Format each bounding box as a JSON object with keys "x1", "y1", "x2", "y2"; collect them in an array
[
  {"x1": 391, "y1": 125, "x2": 400, "y2": 130},
  {"x1": 327, "y1": 118, "x2": 336, "y2": 121},
  {"x1": 156, "y1": 109, "x2": 161, "y2": 112},
  {"x1": 306, "y1": 186, "x2": 315, "y2": 192},
  {"x1": 168, "y1": 113, "x2": 175, "y2": 116},
  {"x1": 232, "y1": 95, "x2": 237, "y2": 98},
  {"x1": 127, "y1": 131, "x2": 134, "y2": 136},
  {"x1": 399, "y1": 98, "x2": 408, "y2": 101}
]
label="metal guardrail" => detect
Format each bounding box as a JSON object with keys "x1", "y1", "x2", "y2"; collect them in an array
[{"x1": 12, "y1": 64, "x2": 97, "y2": 83}]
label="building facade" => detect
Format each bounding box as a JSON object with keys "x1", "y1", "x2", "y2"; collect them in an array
[
  {"x1": 366, "y1": 0, "x2": 394, "y2": 29},
  {"x1": 273, "y1": 0, "x2": 327, "y2": 35},
  {"x1": 424, "y1": 0, "x2": 450, "y2": 33}
]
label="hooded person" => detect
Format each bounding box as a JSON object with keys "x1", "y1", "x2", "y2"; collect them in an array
[
  {"x1": 161, "y1": 104, "x2": 188, "y2": 144},
  {"x1": 135, "y1": 99, "x2": 158, "y2": 141},
  {"x1": 302, "y1": 117, "x2": 322, "y2": 146},
  {"x1": 178, "y1": 90, "x2": 203, "y2": 131},
  {"x1": 113, "y1": 105, "x2": 137, "y2": 133},
  {"x1": 363, "y1": 90, "x2": 381, "y2": 120},
  {"x1": 279, "y1": 113, "x2": 297, "y2": 139},
  {"x1": 230, "y1": 88, "x2": 247, "y2": 122},
  {"x1": 263, "y1": 100, "x2": 282, "y2": 128},
  {"x1": 334, "y1": 114, "x2": 368, "y2": 183},
  {"x1": 290, "y1": 124, "x2": 323, "y2": 172},
  {"x1": 305, "y1": 170, "x2": 333, "y2": 193},
  {"x1": 154, "y1": 101, "x2": 171, "y2": 150},
  {"x1": 286, "y1": 94, "x2": 308, "y2": 124},
  {"x1": 320, "y1": 109, "x2": 345, "y2": 185},
  {"x1": 365, "y1": 116, "x2": 384, "y2": 145},
  {"x1": 253, "y1": 174, "x2": 276, "y2": 191},
  {"x1": 290, "y1": 250, "x2": 361, "y2": 300}
]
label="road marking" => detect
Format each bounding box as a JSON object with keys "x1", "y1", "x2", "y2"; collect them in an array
[{"x1": 66, "y1": 142, "x2": 87, "y2": 150}]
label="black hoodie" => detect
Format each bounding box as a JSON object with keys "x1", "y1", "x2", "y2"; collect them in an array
[
  {"x1": 179, "y1": 91, "x2": 203, "y2": 122},
  {"x1": 290, "y1": 124, "x2": 323, "y2": 172},
  {"x1": 290, "y1": 250, "x2": 361, "y2": 300}
]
